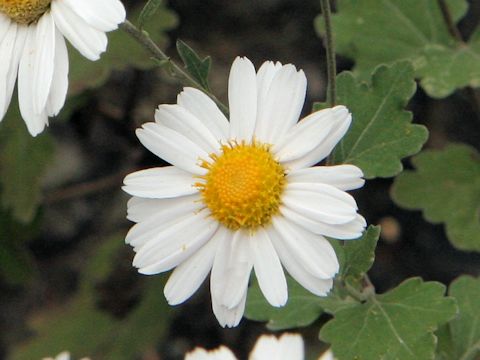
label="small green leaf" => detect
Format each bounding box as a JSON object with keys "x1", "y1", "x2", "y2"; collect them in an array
[
  {"x1": 320, "y1": 278, "x2": 458, "y2": 360},
  {"x1": 391, "y1": 144, "x2": 480, "y2": 252},
  {"x1": 315, "y1": 62, "x2": 428, "y2": 179},
  {"x1": 176, "y1": 40, "x2": 212, "y2": 90},
  {"x1": 436, "y1": 276, "x2": 480, "y2": 360},
  {"x1": 138, "y1": 0, "x2": 163, "y2": 29},
  {"x1": 0, "y1": 102, "x2": 55, "y2": 223},
  {"x1": 245, "y1": 276, "x2": 357, "y2": 330},
  {"x1": 341, "y1": 225, "x2": 380, "y2": 281},
  {"x1": 315, "y1": 0, "x2": 475, "y2": 98}
]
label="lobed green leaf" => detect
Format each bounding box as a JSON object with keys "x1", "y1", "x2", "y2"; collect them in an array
[
  {"x1": 315, "y1": 0, "x2": 476, "y2": 98},
  {"x1": 316, "y1": 62, "x2": 428, "y2": 179},
  {"x1": 320, "y1": 278, "x2": 458, "y2": 360},
  {"x1": 391, "y1": 144, "x2": 480, "y2": 252}
]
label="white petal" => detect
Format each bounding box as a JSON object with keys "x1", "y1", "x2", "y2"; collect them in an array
[
  {"x1": 255, "y1": 61, "x2": 282, "y2": 109},
  {"x1": 0, "y1": 21, "x2": 24, "y2": 121},
  {"x1": 285, "y1": 106, "x2": 352, "y2": 170},
  {"x1": 51, "y1": 0, "x2": 107, "y2": 61},
  {"x1": 228, "y1": 57, "x2": 257, "y2": 142},
  {"x1": 272, "y1": 216, "x2": 339, "y2": 279},
  {"x1": 283, "y1": 182, "x2": 357, "y2": 225},
  {"x1": 123, "y1": 166, "x2": 197, "y2": 199},
  {"x1": 0, "y1": 13, "x2": 11, "y2": 43},
  {"x1": 46, "y1": 28, "x2": 69, "y2": 116},
  {"x1": 252, "y1": 228, "x2": 287, "y2": 307},
  {"x1": 18, "y1": 25, "x2": 48, "y2": 136},
  {"x1": 268, "y1": 227, "x2": 334, "y2": 296},
  {"x1": 254, "y1": 64, "x2": 307, "y2": 144},
  {"x1": 211, "y1": 229, "x2": 253, "y2": 310},
  {"x1": 134, "y1": 213, "x2": 218, "y2": 274},
  {"x1": 32, "y1": 12, "x2": 56, "y2": 114},
  {"x1": 272, "y1": 109, "x2": 335, "y2": 162},
  {"x1": 155, "y1": 104, "x2": 220, "y2": 154},
  {"x1": 211, "y1": 285, "x2": 247, "y2": 328},
  {"x1": 287, "y1": 164, "x2": 365, "y2": 191},
  {"x1": 249, "y1": 334, "x2": 304, "y2": 360},
  {"x1": 126, "y1": 194, "x2": 199, "y2": 223},
  {"x1": 136, "y1": 122, "x2": 208, "y2": 175},
  {"x1": 186, "y1": 346, "x2": 237, "y2": 360},
  {"x1": 281, "y1": 206, "x2": 366, "y2": 239},
  {"x1": 277, "y1": 333, "x2": 305, "y2": 360},
  {"x1": 164, "y1": 230, "x2": 220, "y2": 305},
  {"x1": 62, "y1": 0, "x2": 125, "y2": 32},
  {"x1": 177, "y1": 87, "x2": 229, "y2": 140},
  {"x1": 125, "y1": 195, "x2": 203, "y2": 247}
]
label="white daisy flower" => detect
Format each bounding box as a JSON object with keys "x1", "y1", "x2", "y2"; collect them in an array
[
  {"x1": 0, "y1": 0, "x2": 126, "y2": 136},
  {"x1": 185, "y1": 333, "x2": 304, "y2": 360},
  {"x1": 123, "y1": 57, "x2": 366, "y2": 327}
]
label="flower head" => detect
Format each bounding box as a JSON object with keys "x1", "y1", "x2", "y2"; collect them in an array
[
  {"x1": 0, "y1": 0, "x2": 126, "y2": 136},
  {"x1": 123, "y1": 57, "x2": 366, "y2": 327}
]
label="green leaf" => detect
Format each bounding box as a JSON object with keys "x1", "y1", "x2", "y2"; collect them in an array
[
  {"x1": 176, "y1": 40, "x2": 212, "y2": 90},
  {"x1": 138, "y1": 0, "x2": 163, "y2": 29},
  {"x1": 68, "y1": 3, "x2": 178, "y2": 95},
  {"x1": 391, "y1": 144, "x2": 480, "y2": 252},
  {"x1": 315, "y1": 62, "x2": 428, "y2": 179},
  {"x1": 245, "y1": 275, "x2": 357, "y2": 330},
  {"x1": 320, "y1": 278, "x2": 458, "y2": 360},
  {"x1": 315, "y1": 0, "x2": 476, "y2": 98},
  {"x1": 341, "y1": 225, "x2": 380, "y2": 282},
  {"x1": 11, "y1": 233, "x2": 173, "y2": 360},
  {"x1": 0, "y1": 102, "x2": 55, "y2": 223},
  {"x1": 436, "y1": 276, "x2": 480, "y2": 360}
]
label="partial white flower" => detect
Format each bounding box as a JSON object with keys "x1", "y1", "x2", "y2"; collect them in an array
[
  {"x1": 0, "y1": 0, "x2": 126, "y2": 136},
  {"x1": 123, "y1": 56, "x2": 366, "y2": 327},
  {"x1": 185, "y1": 346, "x2": 237, "y2": 360},
  {"x1": 249, "y1": 333, "x2": 304, "y2": 360},
  {"x1": 318, "y1": 349, "x2": 336, "y2": 360},
  {"x1": 42, "y1": 351, "x2": 90, "y2": 360},
  {"x1": 185, "y1": 333, "x2": 304, "y2": 360}
]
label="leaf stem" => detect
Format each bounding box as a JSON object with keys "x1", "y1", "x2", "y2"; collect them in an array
[
  {"x1": 437, "y1": 0, "x2": 464, "y2": 44},
  {"x1": 320, "y1": 0, "x2": 337, "y2": 107},
  {"x1": 119, "y1": 20, "x2": 229, "y2": 115}
]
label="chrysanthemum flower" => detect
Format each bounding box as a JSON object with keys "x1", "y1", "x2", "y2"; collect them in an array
[
  {"x1": 0, "y1": 0, "x2": 125, "y2": 136},
  {"x1": 123, "y1": 57, "x2": 366, "y2": 327},
  {"x1": 185, "y1": 333, "x2": 304, "y2": 360}
]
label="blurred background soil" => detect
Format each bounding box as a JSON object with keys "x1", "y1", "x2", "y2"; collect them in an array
[{"x1": 1, "y1": 0, "x2": 480, "y2": 359}]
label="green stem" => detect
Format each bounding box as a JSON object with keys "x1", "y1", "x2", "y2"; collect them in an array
[
  {"x1": 320, "y1": 0, "x2": 337, "y2": 107},
  {"x1": 437, "y1": 0, "x2": 464, "y2": 43},
  {"x1": 119, "y1": 20, "x2": 229, "y2": 115}
]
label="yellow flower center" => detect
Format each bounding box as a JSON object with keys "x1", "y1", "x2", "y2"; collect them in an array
[
  {"x1": 0, "y1": 0, "x2": 51, "y2": 24},
  {"x1": 197, "y1": 141, "x2": 286, "y2": 231}
]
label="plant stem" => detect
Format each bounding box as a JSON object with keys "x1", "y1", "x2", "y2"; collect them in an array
[
  {"x1": 119, "y1": 20, "x2": 229, "y2": 115},
  {"x1": 437, "y1": 0, "x2": 464, "y2": 43},
  {"x1": 320, "y1": 0, "x2": 337, "y2": 107}
]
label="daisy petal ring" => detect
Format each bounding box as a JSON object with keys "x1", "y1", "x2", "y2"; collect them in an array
[
  {"x1": 123, "y1": 57, "x2": 366, "y2": 328},
  {"x1": 0, "y1": 0, "x2": 126, "y2": 136}
]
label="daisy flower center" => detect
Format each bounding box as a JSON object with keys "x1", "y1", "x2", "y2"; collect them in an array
[
  {"x1": 197, "y1": 141, "x2": 286, "y2": 231},
  {"x1": 0, "y1": 0, "x2": 51, "y2": 24}
]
